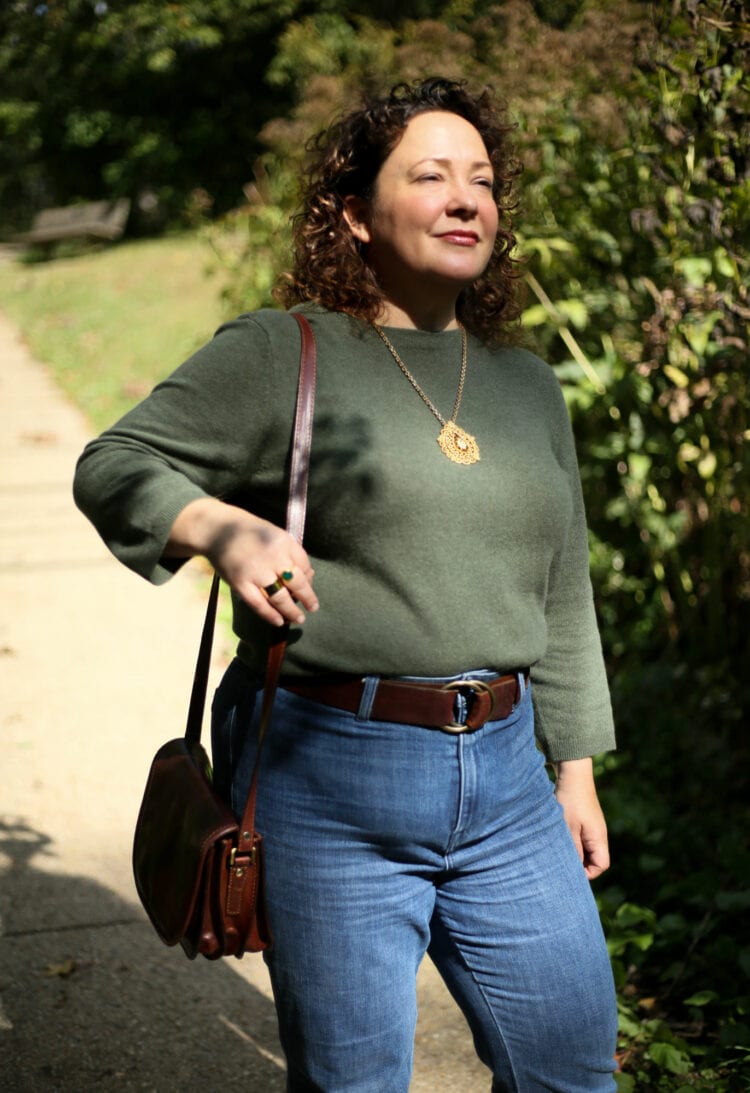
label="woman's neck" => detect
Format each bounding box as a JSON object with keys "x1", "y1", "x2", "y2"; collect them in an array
[
  {"x1": 374, "y1": 281, "x2": 461, "y2": 331},
  {"x1": 376, "y1": 301, "x2": 460, "y2": 331}
]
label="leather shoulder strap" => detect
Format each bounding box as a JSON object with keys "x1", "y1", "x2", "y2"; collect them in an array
[
  {"x1": 185, "y1": 571, "x2": 220, "y2": 747},
  {"x1": 286, "y1": 313, "x2": 317, "y2": 543},
  {"x1": 185, "y1": 311, "x2": 317, "y2": 751}
]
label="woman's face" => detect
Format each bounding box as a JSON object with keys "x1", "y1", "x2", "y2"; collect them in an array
[{"x1": 345, "y1": 111, "x2": 499, "y2": 304}]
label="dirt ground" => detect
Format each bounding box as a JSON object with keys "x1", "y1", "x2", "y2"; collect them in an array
[{"x1": 0, "y1": 312, "x2": 490, "y2": 1091}]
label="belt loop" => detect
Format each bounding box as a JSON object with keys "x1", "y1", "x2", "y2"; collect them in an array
[
  {"x1": 515, "y1": 671, "x2": 527, "y2": 705},
  {"x1": 453, "y1": 690, "x2": 468, "y2": 724},
  {"x1": 356, "y1": 675, "x2": 380, "y2": 721}
]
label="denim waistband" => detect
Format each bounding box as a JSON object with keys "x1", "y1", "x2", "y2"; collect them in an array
[{"x1": 393, "y1": 667, "x2": 502, "y2": 684}]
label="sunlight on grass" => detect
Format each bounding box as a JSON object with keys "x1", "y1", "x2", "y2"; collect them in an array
[
  {"x1": 0, "y1": 233, "x2": 237, "y2": 643},
  {"x1": 0, "y1": 234, "x2": 231, "y2": 431}
]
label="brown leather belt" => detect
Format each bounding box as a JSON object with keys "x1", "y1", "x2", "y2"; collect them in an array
[{"x1": 282, "y1": 672, "x2": 527, "y2": 734}]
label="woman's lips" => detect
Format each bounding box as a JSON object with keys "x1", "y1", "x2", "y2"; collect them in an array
[{"x1": 436, "y1": 231, "x2": 480, "y2": 245}]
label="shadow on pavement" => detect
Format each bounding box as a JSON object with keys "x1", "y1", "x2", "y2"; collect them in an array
[{"x1": 0, "y1": 818, "x2": 286, "y2": 1092}]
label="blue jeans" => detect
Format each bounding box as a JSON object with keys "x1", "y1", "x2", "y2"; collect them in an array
[{"x1": 212, "y1": 661, "x2": 617, "y2": 1093}]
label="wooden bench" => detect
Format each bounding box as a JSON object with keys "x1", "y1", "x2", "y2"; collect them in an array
[{"x1": 13, "y1": 198, "x2": 131, "y2": 249}]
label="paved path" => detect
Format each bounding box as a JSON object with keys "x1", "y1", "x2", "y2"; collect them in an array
[{"x1": 0, "y1": 313, "x2": 489, "y2": 1091}]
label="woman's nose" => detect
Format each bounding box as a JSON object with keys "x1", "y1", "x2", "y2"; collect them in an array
[{"x1": 446, "y1": 184, "x2": 478, "y2": 216}]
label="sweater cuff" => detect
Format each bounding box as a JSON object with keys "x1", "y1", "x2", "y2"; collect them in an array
[{"x1": 119, "y1": 481, "x2": 210, "y2": 585}]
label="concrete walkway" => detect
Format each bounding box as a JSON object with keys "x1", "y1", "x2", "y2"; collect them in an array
[{"x1": 0, "y1": 313, "x2": 489, "y2": 1091}]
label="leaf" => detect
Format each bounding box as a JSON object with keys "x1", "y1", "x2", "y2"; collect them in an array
[
  {"x1": 614, "y1": 1073, "x2": 636, "y2": 1092},
  {"x1": 664, "y1": 364, "x2": 690, "y2": 388},
  {"x1": 682, "y1": 311, "x2": 722, "y2": 357},
  {"x1": 627, "y1": 453, "x2": 651, "y2": 483},
  {"x1": 556, "y1": 299, "x2": 588, "y2": 330},
  {"x1": 683, "y1": 990, "x2": 719, "y2": 1007},
  {"x1": 715, "y1": 890, "x2": 750, "y2": 911},
  {"x1": 521, "y1": 298, "x2": 588, "y2": 331},
  {"x1": 646, "y1": 1041, "x2": 691, "y2": 1074},
  {"x1": 43, "y1": 959, "x2": 76, "y2": 978},
  {"x1": 146, "y1": 47, "x2": 176, "y2": 73},
  {"x1": 697, "y1": 451, "x2": 717, "y2": 479},
  {"x1": 614, "y1": 902, "x2": 657, "y2": 929},
  {"x1": 674, "y1": 256, "x2": 712, "y2": 286},
  {"x1": 520, "y1": 304, "x2": 549, "y2": 327},
  {"x1": 630, "y1": 932, "x2": 655, "y2": 952},
  {"x1": 714, "y1": 246, "x2": 736, "y2": 278},
  {"x1": 617, "y1": 1009, "x2": 642, "y2": 1038}
]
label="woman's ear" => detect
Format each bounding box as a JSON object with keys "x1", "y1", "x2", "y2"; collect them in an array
[{"x1": 343, "y1": 196, "x2": 372, "y2": 245}]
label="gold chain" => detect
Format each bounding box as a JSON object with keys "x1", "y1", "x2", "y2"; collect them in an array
[
  {"x1": 373, "y1": 324, "x2": 467, "y2": 427},
  {"x1": 373, "y1": 324, "x2": 480, "y2": 465}
]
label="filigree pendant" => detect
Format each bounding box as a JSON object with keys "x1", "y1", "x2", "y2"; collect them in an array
[{"x1": 437, "y1": 422, "x2": 480, "y2": 465}]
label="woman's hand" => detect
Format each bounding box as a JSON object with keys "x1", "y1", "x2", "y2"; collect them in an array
[
  {"x1": 166, "y1": 497, "x2": 319, "y2": 627},
  {"x1": 553, "y1": 757, "x2": 610, "y2": 881}
]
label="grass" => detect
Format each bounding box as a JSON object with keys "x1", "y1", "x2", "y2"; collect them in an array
[
  {"x1": 0, "y1": 233, "x2": 230, "y2": 432},
  {"x1": 0, "y1": 232, "x2": 236, "y2": 624}
]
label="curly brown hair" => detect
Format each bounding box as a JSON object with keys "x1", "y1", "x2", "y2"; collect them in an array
[{"x1": 279, "y1": 77, "x2": 524, "y2": 345}]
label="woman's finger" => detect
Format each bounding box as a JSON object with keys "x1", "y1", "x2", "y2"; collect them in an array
[
  {"x1": 263, "y1": 569, "x2": 318, "y2": 622},
  {"x1": 238, "y1": 581, "x2": 304, "y2": 628},
  {"x1": 236, "y1": 566, "x2": 316, "y2": 627},
  {"x1": 273, "y1": 565, "x2": 319, "y2": 613}
]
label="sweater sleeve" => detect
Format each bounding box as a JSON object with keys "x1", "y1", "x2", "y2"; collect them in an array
[
  {"x1": 530, "y1": 382, "x2": 616, "y2": 762},
  {"x1": 72, "y1": 315, "x2": 276, "y2": 584}
]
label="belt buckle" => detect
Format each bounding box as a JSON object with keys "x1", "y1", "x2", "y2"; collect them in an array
[{"x1": 439, "y1": 679, "x2": 497, "y2": 733}]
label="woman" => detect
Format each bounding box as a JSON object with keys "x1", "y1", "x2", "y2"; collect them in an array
[{"x1": 74, "y1": 78, "x2": 618, "y2": 1092}]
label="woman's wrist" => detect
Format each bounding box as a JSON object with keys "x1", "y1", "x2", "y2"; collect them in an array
[
  {"x1": 165, "y1": 497, "x2": 247, "y2": 559},
  {"x1": 553, "y1": 757, "x2": 596, "y2": 790},
  {"x1": 555, "y1": 756, "x2": 603, "y2": 800}
]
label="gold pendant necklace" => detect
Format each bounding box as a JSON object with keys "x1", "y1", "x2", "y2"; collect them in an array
[{"x1": 374, "y1": 324, "x2": 480, "y2": 465}]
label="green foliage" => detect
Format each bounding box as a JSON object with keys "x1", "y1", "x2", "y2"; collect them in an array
[
  {"x1": 0, "y1": 0, "x2": 514, "y2": 235},
  {"x1": 520, "y1": 1, "x2": 749, "y2": 675},
  {"x1": 516, "y1": 9, "x2": 750, "y2": 1085},
  {"x1": 0, "y1": 0, "x2": 303, "y2": 231},
  {"x1": 2, "y1": 0, "x2": 748, "y2": 1086},
  {"x1": 596, "y1": 659, "x2": 750, "y2": 1088},
  {"x1": 530, "y1": 0, "x2": 585, "y2": 28}
]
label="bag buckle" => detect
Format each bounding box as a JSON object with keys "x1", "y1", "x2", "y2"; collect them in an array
[
  {"x1": 439, "y1": 679, "x2": 497, "y2": 733},
  {"x1": 230, "y1": 846, "x2": 257, "y2": 870}
]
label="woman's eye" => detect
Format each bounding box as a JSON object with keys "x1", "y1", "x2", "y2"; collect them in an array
[{"x1": 474, "y1": 177, "x2": 494, "y2": 188}]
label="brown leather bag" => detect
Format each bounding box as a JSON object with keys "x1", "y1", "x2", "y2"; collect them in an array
[{"x1": 132, "y1": 312, "x2": 317, "y2": 959}]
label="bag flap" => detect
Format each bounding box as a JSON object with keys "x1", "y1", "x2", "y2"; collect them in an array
[{"x1": 132, "y1": 738, "x2": 238, "y2": 944}]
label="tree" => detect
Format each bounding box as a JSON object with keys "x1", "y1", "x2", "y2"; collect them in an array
[
  {"x1": 0, "y1": 0, "x2": 644, "y2": 234},
  {"x1": 0, "y1": 0, "x2": 485, "y2": 234},
  {"x1": 0, "y1": 0, "x2": 312, "y2": 231}
]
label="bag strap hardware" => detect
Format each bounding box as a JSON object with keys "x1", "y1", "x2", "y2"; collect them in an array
[{"x1": 230, "y1": 846, "x2": 257, "y2": 869}]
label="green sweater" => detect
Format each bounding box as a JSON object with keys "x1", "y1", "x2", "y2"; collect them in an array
[{"x1": 73, "y1": 307, "x2": 615, "y2": 761}]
